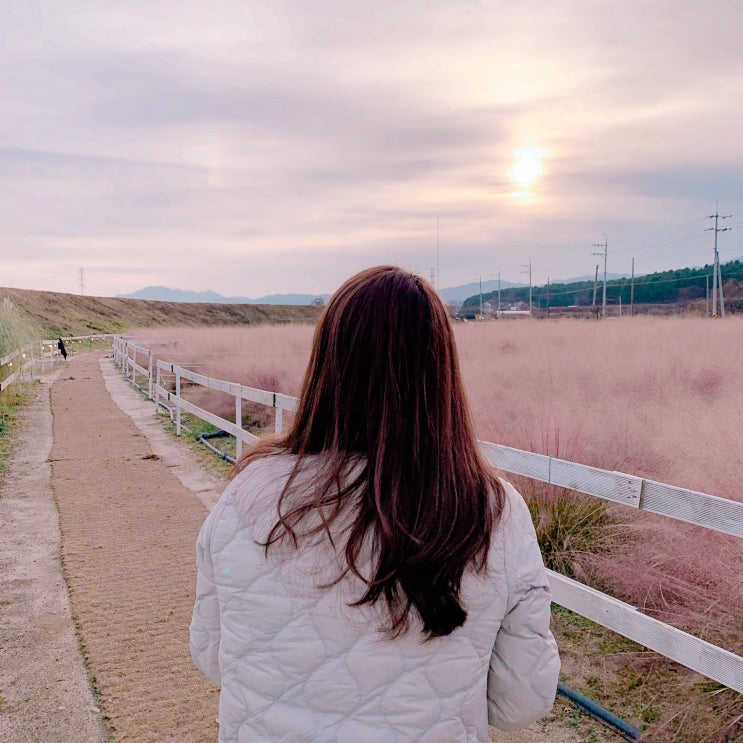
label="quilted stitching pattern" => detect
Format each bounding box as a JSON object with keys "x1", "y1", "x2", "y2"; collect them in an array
[{"x1": 190, "y1": 457, "x2": 559, "y2": 742}]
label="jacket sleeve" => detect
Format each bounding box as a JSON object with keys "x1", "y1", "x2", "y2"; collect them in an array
[
  {"x1": 190, "y1": 498, "x2": 228, "y2": 686},
  {"x1": 487, "y1": 484, "x2": 560, "y2": 732}
]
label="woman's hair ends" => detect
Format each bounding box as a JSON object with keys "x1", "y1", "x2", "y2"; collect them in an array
[{"x1": 234, "y1": 265, "x2": 504, "y2": 637}]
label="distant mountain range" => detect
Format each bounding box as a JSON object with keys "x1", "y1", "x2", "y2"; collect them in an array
[
  {"x1": 118, "y1": 286, "x2": 329, "y2": 306},
  {"x1": 120, "y1": 274, "x2": 630, "y2": 306}
]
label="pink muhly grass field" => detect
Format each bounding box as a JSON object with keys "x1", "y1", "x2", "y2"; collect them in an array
[{"x1": 134, "y1": 317, "x2": 743, "y2": 642}]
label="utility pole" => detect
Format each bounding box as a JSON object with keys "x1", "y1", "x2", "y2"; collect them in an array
[
  {"x1": 705, "y1": 204, "x2": 731, "y2": 317},
  {"x1": 436, "y1": 216, "x2": 440, "y2": 290},
  {"x1": 630, "y1": 257, "x2": 635, "y2": 317},
  {"x1": 497, "y1": 270, "x2": 501, "y2": 318},
  {"x1": 77, "y1": 267, "x2": 87, "y2": 296},
  {"x1": 591, "y1": 236, "x2": 608, "y2": 318},
  {"x1": 546, "y1": 277, "x2": 550, "y2": 318},
  {"x1": 719, "y1": 262, "x2": 726, "y2": 318},
  {"x1": 592, "y1": 264, "x2": 599, "y2": 318},
  {"x1": 521, "y1": 259, "x2": 532, "y2": 316}
]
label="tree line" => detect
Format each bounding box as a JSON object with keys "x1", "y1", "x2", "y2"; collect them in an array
[{"x1": 463, "y1": 259, "x2": 743, "y2": 310}]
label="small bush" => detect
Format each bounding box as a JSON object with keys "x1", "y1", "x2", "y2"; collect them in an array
[{"x1": 525, "y1": 486, "x2": 618, "y2": 580}]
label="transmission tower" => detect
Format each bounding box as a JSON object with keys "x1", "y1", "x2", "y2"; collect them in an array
[
  {"x1": 705, "y1": 204, "x2": 731, "y2": 318},
  {"x1": 78, "y1": 268, "x2": 87, "y2": 296}
]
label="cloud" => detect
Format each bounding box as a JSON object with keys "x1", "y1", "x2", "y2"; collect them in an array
[{"x1": 1, "y1": 0, "x2": 742, "y2": 295}]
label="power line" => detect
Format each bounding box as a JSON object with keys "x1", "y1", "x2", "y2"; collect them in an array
[
  {"x1": 607, "y1": 216, "x2": 707, "y2": 243},
  {"x1": 610, "y1": 231, "x2": 707, "y2": 255}
]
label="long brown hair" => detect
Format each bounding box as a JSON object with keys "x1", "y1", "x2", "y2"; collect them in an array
[{"x1": 234, "y1": 266, "x2": 505, "y2": 638}]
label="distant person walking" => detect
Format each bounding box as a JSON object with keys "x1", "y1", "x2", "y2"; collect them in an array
[
  {"x1": 57, "y1": 337, "x2": 67, "y2": 360},
  {"x1": 190, "y1": 266, "x2": 559, "y2": 743}
]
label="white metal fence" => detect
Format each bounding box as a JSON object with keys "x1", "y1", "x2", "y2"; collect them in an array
[
  {"x1": 112, "y1": 335, "x2": 743, "y2": 695},
  {"x1": 0, "y1": 335, "x2": 116, "y2": 391},
  {"x1": 0, "y1": 344, "x2": 32, "y2": 391}
]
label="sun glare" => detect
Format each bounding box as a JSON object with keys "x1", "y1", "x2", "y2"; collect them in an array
[{"x1": 508, "y1": 147, "x2": 544, "y2": 190}]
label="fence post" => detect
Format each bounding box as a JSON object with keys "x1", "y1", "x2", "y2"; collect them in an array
[
  {"x1": 147, "y1": 350, "x2": 153, "y2": 399},
  {"x1": 235, "y1": 395, "x2": 243, "y2": 460},
  {"x1": 155, "y1": 364, "x2": 161, "y2": 409},
  {"x1": 175, "y1": 370, "x2": 182, "y2": 436},
  {"x1": 275, "y1": 405, "x2": 283, "y2": 434}
]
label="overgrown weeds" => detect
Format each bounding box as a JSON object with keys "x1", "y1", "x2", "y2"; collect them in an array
[
  {"x1": 0, "y1": 298, "x2": 39, "y2": 475},
  {"x1": 0, "y1": 383, "x2": 35, "y2": 476},
  {"x1": 552, "y1": 606, "x2": 743, "y2": 743},
  {"x1": 0, "y1": 296, "x2": 39, "y2": 358}
]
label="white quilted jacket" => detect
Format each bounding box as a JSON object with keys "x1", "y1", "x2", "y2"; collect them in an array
[{"x1": 190, "y1": 456, "x2": 559, "y2": 743}]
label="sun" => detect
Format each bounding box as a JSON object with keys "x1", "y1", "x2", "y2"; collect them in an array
[{"x1": 508, "y1": 147, "x2": 544, "y2": 190}]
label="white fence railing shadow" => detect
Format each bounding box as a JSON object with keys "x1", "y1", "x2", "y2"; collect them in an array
[{"x1": 112, "y1": 335, "x2": 743, "y2": 695}]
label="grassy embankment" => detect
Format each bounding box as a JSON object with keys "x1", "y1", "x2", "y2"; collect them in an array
[
  {"x1": 0, "y1": 298, "x2": 40, "y2": 474},
  {"x1": 0, "y1": 286, "x2": 320, "y2": 338}
]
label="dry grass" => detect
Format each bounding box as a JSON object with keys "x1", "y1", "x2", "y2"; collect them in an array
[
  {"x1": 0, "y1": 382, "x2": 34, "y2": 475},
  {"x1": 0, "y1": 299, "x2": 39, "y2": 462},
  {"x1": 131, "y1": 317, "x2": 743, "y2": 741},
  {"x1": 456, "y1": 317, "x2": 743, "y2": 643},
  {"x1": 1, "y1": 297, "x2": 40, "y2": 356}
]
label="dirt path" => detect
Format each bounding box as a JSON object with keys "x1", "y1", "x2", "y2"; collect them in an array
[
  {"x1": 0, "y1": 371, "x2": 106, "y2": 743},
  {"x1": 49, "y1": 353, "x2": 220, "y2": 742},
  {"x1": 1, "y1": 350, "x2": 601, "y2": 743}
]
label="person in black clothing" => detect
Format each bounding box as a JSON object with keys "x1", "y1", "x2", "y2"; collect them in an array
[{"x1": 57, "y1": 337, "x2": 67, "y2": 360}]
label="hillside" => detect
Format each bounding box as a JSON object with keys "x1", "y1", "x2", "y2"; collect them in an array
[
  {"x1": 0, "y1": 286, "x2": 321, "y2": 338},
  {"x1": 463, "y1": 259, "x2": 743, "y2": 313}
]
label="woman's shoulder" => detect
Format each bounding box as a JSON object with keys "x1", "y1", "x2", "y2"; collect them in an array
[
  {"x1": 486, "y1": 477, "x2": 537, "y2": 565},
  {"x1": 232, "y1": 452, "x2": 298, "y2": 487},
  {"x1": 494, "y1": 477, "x2": 531, "y2": 528},
  {"x1": 228, "y1": 453, "x2": 299, "y2": 510},
  {"x1": 201, "y1": 454, "x2": 301, "y2": 548}
]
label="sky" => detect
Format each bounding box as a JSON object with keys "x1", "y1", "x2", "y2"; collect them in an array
[{"x1": 2, "y1": 0, "x2": 743, "y2": 298}]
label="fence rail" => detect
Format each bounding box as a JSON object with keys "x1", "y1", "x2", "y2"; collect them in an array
[
  {"x1": 0, "y1": 344, "x2": 31, "y2": 391},
  {"x1": 1, "y1": 335, "x2": 115, "y2": 391},
  {"x1": 112, "y1": 335, "x2": 743, "y2": 695}
]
